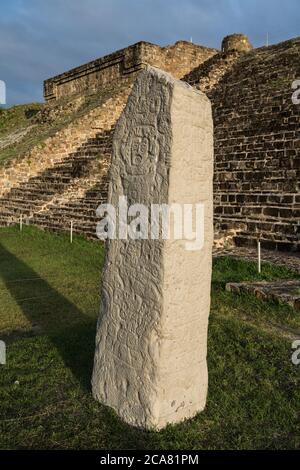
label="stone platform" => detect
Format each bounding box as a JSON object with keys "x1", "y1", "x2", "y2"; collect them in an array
[
  {"x1": 226, "y1": 280, "x2": 300, "y2": 311},
  {"x1": 213, "y1": 246, "x2": 300, "y2": 274}
]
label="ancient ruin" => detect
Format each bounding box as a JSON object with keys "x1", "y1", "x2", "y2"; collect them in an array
[
  {"x1": 0, "y1": 34, "x2": 299, "y2": 251},
  {"x1": 92, "y1": 67, "x2": 214, "y2": 429}
]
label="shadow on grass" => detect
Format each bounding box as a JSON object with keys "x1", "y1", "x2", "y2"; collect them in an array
[
  {"x1": 0, "y1": 242, "x2": 96, "y2": 391},
  {"x1": 1, "y1": 242, "x2": 300, "y2": 449}
]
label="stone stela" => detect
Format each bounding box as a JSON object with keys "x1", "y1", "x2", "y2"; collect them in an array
[{"x1": 92, "y1": 66, "x2": 214, "y2": 429}]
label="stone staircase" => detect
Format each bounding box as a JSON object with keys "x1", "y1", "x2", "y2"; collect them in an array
[
  {"x1": 183, "y1": 50, "x2": 242, "y2": 95},
  {"x1": 0, "y1": 130, "x2": 113, "y2": 234},
  {"x1": 0, "y1": 86, "x2": 131, "y2": 236},
  {"x1": 30, "y1": 131, "x2": 113, "y2": 239},
  {"x1": 31, "y1": 183, "x2": 108, "y2": 239}
]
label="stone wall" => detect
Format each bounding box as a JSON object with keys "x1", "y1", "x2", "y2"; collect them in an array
[
  {"x1": 221, "y1": 33, "x2": 253, "y2": 53},
  {"x1": 209, "y1": 38, "x2": 300, "y2": 251},
  {"x1": 44, "y1": 41, "x2": 217, "y2": 102},
  {"x1": 183, "y1": 49, "x2": 242, "y2": 94}
]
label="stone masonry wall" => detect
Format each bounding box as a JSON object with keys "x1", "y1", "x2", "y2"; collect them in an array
[
  {"x1": 44, "y1": 41, "x2": 217, "y2": 102},
  {"x1": 183, "y1": 50, "x2": 242, "y2": 95},
  {"x1": 210, "y1": 38, "x2": 300, "y2": 251}
]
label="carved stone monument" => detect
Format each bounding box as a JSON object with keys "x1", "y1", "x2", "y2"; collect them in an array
[{"x1": 92, "y1": 66, "x2": 214, "y2": 429}]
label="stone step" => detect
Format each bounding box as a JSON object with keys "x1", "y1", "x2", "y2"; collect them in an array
[
  {"x1": 33, "y1": 216, "x2": 99, "y2": 227},
  {"x1": 0, "y1": 112, "x2": 117, "y2": 237},
  {"x1": 7, "y1": 188, "x2": 61, "y2": 198},
  {"x1": 0, "y1": 207, "x2": 32, "y2": 216}
]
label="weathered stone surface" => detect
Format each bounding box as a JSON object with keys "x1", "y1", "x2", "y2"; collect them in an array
[
  {"x1": 226, "y1": 280, "x2": 300, "y2": 311},
  {"x1": 213, "y1": 245, "x2": 300, "y2": 274},
  {"x1": 221, "y1": 34, "x2": 253, "y2": 53},
  {"x1": 92, "y1": 66, "x2": 214, "y2": 429},
  {"x1": 185, "y1": 36, "x2": 300, "y2": 252}
]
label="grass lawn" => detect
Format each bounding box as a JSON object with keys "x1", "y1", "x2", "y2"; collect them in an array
[{"x1": 0, "y1": 226, "x2": 299, "y2": 450}]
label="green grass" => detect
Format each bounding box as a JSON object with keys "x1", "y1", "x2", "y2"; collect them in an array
[
  {"x1": 0, "y1": 104, "x2": 42, "y2": 138},
  {"x1": 0, "y1": 104, "x2": 43, "y2": 166},
  {"x1": 0, "y1": 226, "x2": 299, "y2": 450},
  {"x1": 212, "y1": 257, "x2": 300, "y2": 332}
]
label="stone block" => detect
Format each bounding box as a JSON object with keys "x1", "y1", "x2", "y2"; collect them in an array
[{"x1": 92, "y1": 66, "x2": 214, "y2": 429}]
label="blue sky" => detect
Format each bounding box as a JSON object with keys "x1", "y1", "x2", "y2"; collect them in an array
[{"x1": 0, "y1": 0, "x2": 299, "y2": 105}]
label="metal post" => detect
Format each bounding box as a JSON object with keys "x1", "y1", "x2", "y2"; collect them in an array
[
  {"x1": 70, "y1": 220, "x2": 73, "y2": 244},
  {"x1": 20, "y1": 214, "x2": 23, "y2": 232},
  {"x1": 258, "y1": 240, "x2": 261, "y2": 273}
]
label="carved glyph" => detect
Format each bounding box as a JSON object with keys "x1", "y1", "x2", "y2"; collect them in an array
[{"x1": 92, "y1": 66, "x2": 214, "y2": 429}]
